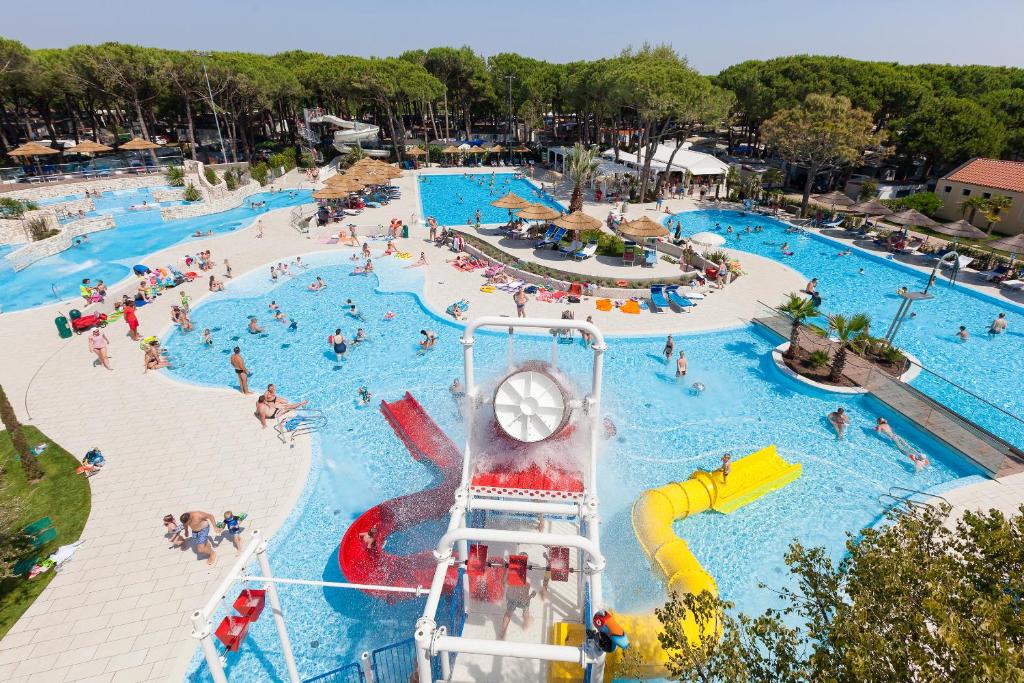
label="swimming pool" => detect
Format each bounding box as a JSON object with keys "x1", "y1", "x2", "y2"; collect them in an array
[
  {"x1": 667, "y1": 209, "x2": 1024, "y2": 451},
  {"x1": 164, "y1": 252, "x2": 982, "y2": 681},
  {"x1": 0, "y1": 189, "x2": 310, "y2": 312},
  {"x1": 418, "y1": 172, "x2": 563, "y2": 226}
]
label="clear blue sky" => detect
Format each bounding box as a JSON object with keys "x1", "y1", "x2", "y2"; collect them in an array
[{"x1": 5, "y1": 0, "x2": 1022, "y2": 74}]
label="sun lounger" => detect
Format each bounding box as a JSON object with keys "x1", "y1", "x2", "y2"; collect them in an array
[
  {"x1": 647, "y1": 296, "x2": 663, "y2": 313},
  {"x1": 650, "y1": 285, "x2": 673, "y2": 312},
  {"x1": 497, "y1": 279, "x2": 525, "y2": 292},
  {"x1": 643, "y1": 249, "x2": 657, "y2": 267},
  {"x1": 940, "y1": 255, "x2": 974, "y2": 270},
  {"x1": 665, "y1": 285, "x2": 695, "y2": 308},
  {"x1": 1000, "y1": 279, "x2": 1024, "y2": 291},
  {"x1": 820, "y1": 218, "x2": 844, "y2": 228},
  {"x1": 559, "y1": 239, "x2": 583, "y2": 256},
  {"x1": 573, "y1": 242, "x2": 598, "y2": 261},
  {"x1": 536, "y1": 227, "x2": 566, "y2": 249},
  {"x1": 979, "y1": 266, "x2": 1010, "y2": 281}
]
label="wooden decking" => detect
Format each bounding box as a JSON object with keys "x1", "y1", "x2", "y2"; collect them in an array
[{"x1": 753, "y1": 315, "x2": 1024, "y2": 478}]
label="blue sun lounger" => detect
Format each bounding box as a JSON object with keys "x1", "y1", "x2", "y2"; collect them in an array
[
  {"x1": 650, "y1": 285, "x2": 672, "y2": 312},
  {"x1": 665, "y1": 285, "x2": 695, "y2": 308},
  {"x1": 536, "y1": 227, "x2": 566, "y2": 249}
]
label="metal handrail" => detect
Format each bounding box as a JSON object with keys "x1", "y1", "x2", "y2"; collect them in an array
[
  {"x1": 905, "y1": 359, "x2": 1024, "y2": 439},
  {"x1": 888, "y1": 486, "x2": 950, "y2": 507}
]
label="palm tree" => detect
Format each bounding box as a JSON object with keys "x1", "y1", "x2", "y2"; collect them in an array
[
  {"x1": 565, "y1": 143, "x2": 600, "y2": 213},
  {"x1": 763, "y1": 168, "x2": 785, "y2": 189},
  {"x1": 777, "y1": 294, "x2": 820, "y2": 360},
  {"x1": 984, "y1": 195, "x2": 1013, "y2": 235},
  {"x1": 958, "y1": 196, "x2": 988, "y2": 223},
  {"x1": 827, "y1": 313, "x2": 871, "y2": 382}
]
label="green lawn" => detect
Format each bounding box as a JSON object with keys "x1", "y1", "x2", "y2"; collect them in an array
[{"x1": 0, "y1": 426, "x2": 91, "y2": 638}]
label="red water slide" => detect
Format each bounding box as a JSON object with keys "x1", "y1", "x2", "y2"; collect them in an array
[{"x1": 338, "y1": 392, "x2": 461, "y2": 601}]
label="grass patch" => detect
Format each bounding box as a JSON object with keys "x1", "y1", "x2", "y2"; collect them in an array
[{"x1": 0, "y1": 426, "x2": 91, "y2": 638}]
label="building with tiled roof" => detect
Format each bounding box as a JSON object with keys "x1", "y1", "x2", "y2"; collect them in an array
[{"x1": 935, "y1": 158, "x2": 1024, "y2": 235}]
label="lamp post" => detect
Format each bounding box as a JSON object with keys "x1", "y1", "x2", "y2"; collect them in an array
[
  {"x1": 197, "y1": 52, "x2": 228, "y2": 166},
  {"x1": 505, "y1": 74, "x2": 516, "y2": 147}
]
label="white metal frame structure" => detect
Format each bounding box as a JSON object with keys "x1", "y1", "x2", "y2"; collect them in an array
[{"x1": 413, "y1": 316, "x2": 609, "y2": 683}]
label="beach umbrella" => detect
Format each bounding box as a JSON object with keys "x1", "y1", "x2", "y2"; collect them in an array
[
  {"x1": 620, "y1": 216, "x2": 669, "y2": 241},
  {"x1": 312, "y1": 186, "x2": 353, "y2": 200},
  {"x1": 405, "y1": 146, "x2": 426, "y2": 157},
  {"x1": 986, "y1": 233, "x2": 1024, "y2": 254},
  {"x1": 66, "y1": 140, "x2": 113, "y2": 154},
  {"x1": 553, "y1": 209, "x2": 600, "y2": 240},
  {"x1": 516, "y1": 203, "x2": 562, "y2": 221},
  {"x1": 513, "y1": 146, "x2": 531, "y2": 152},
  {"x1": 886, "y1": 208, "x2": 939, "y2": 229},
  {"x1": 7, "y1": 141, "x2": 60, "y2": 175},
  {"x1": 321, "y1": 178, "x2": 365, "y2": 194},
  {"x1": 491, "y1": 192, "x2": 531, "y2": 210},
  {"x1": 441, "y1": 145, "x2": 461, "y2": 154},
  {"x1": 811, "y1": 191, "x2": 855, "y2": 208},
  {"x1": 118, "y1": 137, "x2": 161, "y2": 150},
  {"x1": 326, "y1": 173, "x2": 366, "y2": 187},
  {"x1": 931, "y1": 219, "x2": 987, "y2": 241},
  {"x1": 847, "y1": 199, "x2": 893, "y2": 217},
  {"x1": 690, "y1": 231, "x2": 726, "y2": 248},
  {"x1": 488, "y1": 144, "x2": 505, "y2": 153}
]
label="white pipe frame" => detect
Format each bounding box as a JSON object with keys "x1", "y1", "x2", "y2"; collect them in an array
[{"x1": 413, "y1": 316, "x2": 608, "y2": 679}]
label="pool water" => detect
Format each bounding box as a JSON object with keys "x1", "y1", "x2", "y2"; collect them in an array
[
  {"x1": 0, "y1": 189, "x2": 310, "y2": 312},
  {"x1": 164, "y1": 253, "x2": 981, "y2": 681},
  {"x1": 668, "y1": 209, "x2": 1024, "y2": 450},
  {"x1": 418, "y1": 172, "x2": 563, "y2": 226}
]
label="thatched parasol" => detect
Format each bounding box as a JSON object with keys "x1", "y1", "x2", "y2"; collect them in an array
[
  {"x1": 405, "y1": 146, "x2": 426, "y2": 157},
  {"x1": 312, "y1": 186, "x2": 355, "y2": 200},
  {"x1": 620, "y1": 216, "x2": 669, "y2": 240},
  {"x1": 441, "y1": 145, "x2": 461, "y2": 154},
  {"x1": 513, "y1": 146, "x2": 531, "y2": 153},
  {"x1": 322, "y1": 178, "x2": 365, "y2": 194},
  {"x1": 516, "y1": 203, "x2": 562, "y2": 221},
  {"x1": 847, "y1": 199, "x2": 893, "y2": 216},
  {"x1": 488, "y1": 144, "x2": 505, "y2": 153},
  {"x1": 119, "y1": 137, "x2": 161, "y2": 150},
  {"x1": 553, "y1": 210, "x2": 600, "y2": 233},
  {"x1": 491, "y1": 192, "x2": 531, "y2": 210},
  {"x1": 811, "y1": 191, "x2": 855, "y2": 208},
  {"x1": 66, "y1": 140, "x2": 113, "y2": 154},
  {"x1": 930, "y1": 219, "x2": 987, "y2": 241},
  {"x1": 7, "y1": 141, "x2": 60, "y2": 156},
  {"x1": 986, "y1": 233, "x2": 1024, "y2": 254},
  {"x1": 886, "y1": 208, "x2": 939, "y2": 229}
]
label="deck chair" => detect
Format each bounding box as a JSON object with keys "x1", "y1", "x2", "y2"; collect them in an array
[
  {"x1": 573, "y1": 242, "x2": 598, "y2": 261},
  {"x1": 643, "y1": 249, "x2": 657, "y2": 267},
  {"x1": 622, "y1": 247, "x2": 636, "y2": 266},
  {"x1": 665, "y1": 285, "x2": 695, "y2": 309},
  {"x1": 31, "y1": 528, "x2": 58, "y2": 549},
  {"x1": 535, "y1": 225, "x2": 556, "y2": 244},
  {"x1": 559, "y1": 239, "x2": 583, "y2": 256},
  {"x1": 650, "y1": 285, "x2": 674, "y2": 312},
  {"x1": 11, "y1": 556, "x2": 38, "y2": 577},
  {"x1": 275, "y1": 408, "x2": 327, "y2": 444},
  {"x1": 536, "y1": 227, "x2": 566, "y2": 249}
]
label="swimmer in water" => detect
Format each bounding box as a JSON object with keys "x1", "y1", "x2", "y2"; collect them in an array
[
  {"x1": 663, "y1": 335, "x2": 674, "y2": 363},
  {"x1": 288, "y1": 319, "x2": 298, "y2": 331},
  {"x1": 357, "y1": 386, "x2": 372, "y2": 405},
  {"x1": 957, "y1": 325, "x2": 968, "y2": 341},
  {"x1": 828, "y1": 407, "x2": 849, "y2": 439},
  {"x1": 353, "y1": 328, "x2": 367, "y2": 344},
  {"x1": 248, "y1": 317, "x2": 264, "y2": 334},
  {"x1": 690, "y1": 382, "x2": 705, "y2": 395},
  {"x1": 876, "y1": 417, "x2": 929, "y2": 469},
  {"x1": 675, "y1": 350, "x2": 687, "y2": 377},
  {"x1": 202, "y1": 329, "x2": 213, "y2": 346}
]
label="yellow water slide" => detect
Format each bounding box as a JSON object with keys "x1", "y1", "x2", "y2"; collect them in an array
[{"x1": 550, "y1": 446, "x2": 801, "y2": 682}]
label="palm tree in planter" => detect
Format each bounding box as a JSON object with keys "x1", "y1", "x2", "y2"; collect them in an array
[
  {"x1": 777, "y1": 294, "x2": 820, "y2": 360},
  {"x1": 565, "y1": 143, "x2": 601, "y2": 213},
  {"x1": 958, "y1": 195, "x2": 988, "y2": 223},
  {"x1": 827, "y1": 312, "x2": 871, "y2": 382}
]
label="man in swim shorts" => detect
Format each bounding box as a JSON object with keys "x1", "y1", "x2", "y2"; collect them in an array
[
  {"x1": 420, "y1": 329, "x2": 437, "y2": 350},
  {"x1": 989, "y1": 313, "x2": 1007, "y2": 335},
  {"x1": 180, "y1": 510, "x2": 219, "y2": 565},
  {"x1": 676, "y1": 350, "x2": 687, "y2": 377},
  {"x1": 828, "y1": 407, "x2": 850, "y2": 439},
  {"x1": 514, "y1": 288, "x2": 527, "y2": 318},
  {"x1": 248, "y1": 317, "x2": 264, "y2": 334},
  {"x1": 500, "y1": 573, "x2": 536, "y2": 639},
  {"x1": 230, "y1": 347, "x2": 252, "y2": 394}
]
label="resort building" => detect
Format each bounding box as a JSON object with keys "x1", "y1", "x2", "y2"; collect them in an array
[{"x1": 934, "y1": 158, "x2": 1024, "y2": 235}]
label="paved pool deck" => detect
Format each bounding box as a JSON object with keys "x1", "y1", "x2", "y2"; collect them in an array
[{"x1": 0, "y1": 165, "x2": 1021, "y2": 682}]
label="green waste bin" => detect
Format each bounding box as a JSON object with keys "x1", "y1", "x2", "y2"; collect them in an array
[
  {"x1": 55, "y1": 315, "x2": 72, "y2": 339},
  {"x1": 68, "y1": 308, "x2": 82, "y2": 320},
  {"x1": 402, "y1": 224, "x2": 409, "y2": 238}
]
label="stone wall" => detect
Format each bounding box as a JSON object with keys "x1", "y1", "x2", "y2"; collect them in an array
[
  {"x1": 3, "y1": 174, "x2": 164, "y2": 201},
  {"x1": 4, "y1": 214, "x2": 115, "y2": 271},
  {"x1": 151, "y1": 188, "x2": 185, "y2": 202},
  {"x1": 159, "y1": 180, "x2": 261, "y2": 221},
  {"x1": 47, "y1": 197, "x2": 95, "y2": 217}
]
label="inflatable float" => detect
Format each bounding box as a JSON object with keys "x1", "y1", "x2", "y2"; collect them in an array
[{"x1": 550, "y1": 445, "x2": 801, "y2": 681}]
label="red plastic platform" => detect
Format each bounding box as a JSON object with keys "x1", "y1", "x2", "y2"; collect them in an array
[
  {"x1": 471, "y1": 462, "x2": 584, "y2": 500},
  {"x1": 338, "y1": 393, "x2": 460, "y2": 602}
]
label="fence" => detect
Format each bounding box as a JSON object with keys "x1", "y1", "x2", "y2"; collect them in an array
[{"x1": 303, "y1": 663, "x2": 364, "y2": 683}]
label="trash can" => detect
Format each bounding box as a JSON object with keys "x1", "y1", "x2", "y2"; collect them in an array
[
  {"x1": 55, "y1": 315, "x2": 72, "y2": 339},
  {"x1": 402, "y1": 224, "x2": 409, "y2": 238},
  {"x1": 68, "y1": 308, "x2": 82, "y2": 320}
]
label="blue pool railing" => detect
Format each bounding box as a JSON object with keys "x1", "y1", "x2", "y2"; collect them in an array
[{"x1": 302, "y1": 662, "x2": 364, "y2": 683}]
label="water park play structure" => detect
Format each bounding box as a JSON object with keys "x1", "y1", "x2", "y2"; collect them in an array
[{"x1": 306, "y1": 110, "x2": 390, "y2": 158}]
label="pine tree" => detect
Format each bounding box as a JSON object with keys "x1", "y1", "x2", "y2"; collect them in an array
[{"x1": 0, "y1": 384, "x2": 43, "y2": 482}]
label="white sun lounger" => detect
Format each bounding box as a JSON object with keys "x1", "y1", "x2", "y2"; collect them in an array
[{"x1": 1000, "y1": 279, "x2": 1024, "y2": 291}]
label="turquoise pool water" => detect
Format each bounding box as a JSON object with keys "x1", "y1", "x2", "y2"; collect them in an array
[
  {"x1": 164, "y1": 253, "x2": 981, "y2": 681},
  {"x1": 0, "y1": 189, "x2": 310, "y2": 312},
  {"x1": 418, "y1": 172, "x2": 563, "y2": 226},
  {"x1": 667, "y1": 209, "x2": 1024, "y2": 451}
]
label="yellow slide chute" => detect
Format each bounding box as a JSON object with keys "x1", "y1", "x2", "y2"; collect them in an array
[{"x1": 550, "y1": 445, "x2": 801, "y2": 682}]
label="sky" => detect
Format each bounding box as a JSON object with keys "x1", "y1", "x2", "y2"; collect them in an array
[{"x1": 4, "y1": 0, "x2": 1022, "y2": 74}]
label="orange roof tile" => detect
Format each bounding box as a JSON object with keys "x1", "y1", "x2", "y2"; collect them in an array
[{"x1": 944, "y1": 158, "x2": 1024, "y2": 194}]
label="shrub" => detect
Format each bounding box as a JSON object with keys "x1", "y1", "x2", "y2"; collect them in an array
[
  {"x1": 203, "y1": 166, "x2": 219, "y2": 185},
  {"x1": 269, "y1": 147, "x2": 297, "y2": 172},
  {"x1": 164, "y1": 165, "x2": 185, "y2": 187},
  {"x1": 879, "y1": 345, "x2": 907, "y2": 366},
  {"x1": 25, "y1": 217, "x2": 58, "y2": 241},
  {"x1": 299, "y1": 152, "x2": 315, "y2": 169},
  {"x1": 0, "y1": 198, "x2": 36, "y2": 219},
  {"x1": 250, "y1": 162, "x2": 269, "y2": 186},
  {"x1": 882, "y1": 192, "x2": 942, "y2": 217},
  {"x1": 807, "y1": 349, "x2": 831, "y2": 368},
  {"x1": 183, "y1": 182, "x2": 201, "y2": 202},
  {"x1": 224, "y1": 169, "x2": 238, "y2": 191}
]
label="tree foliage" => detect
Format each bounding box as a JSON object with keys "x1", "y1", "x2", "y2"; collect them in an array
[{"x1": 658, "y1": 504, "x2": 1024, "y2": 682}]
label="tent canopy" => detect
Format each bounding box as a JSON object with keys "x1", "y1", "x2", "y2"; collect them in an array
[{"x1": 601, "y1": 144, "x2": 729, "y2": 177}]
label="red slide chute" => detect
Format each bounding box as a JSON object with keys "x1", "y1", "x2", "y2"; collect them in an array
[{"x1": 339, "y1": 392, "x2": 460, "y2": 601}]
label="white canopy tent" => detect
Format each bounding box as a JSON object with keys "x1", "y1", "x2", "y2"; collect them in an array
[{"x1": 601, "y1": 143, "x2": 730, "y2": 177}]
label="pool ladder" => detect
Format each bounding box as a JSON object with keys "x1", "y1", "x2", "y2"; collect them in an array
[{"x1": 878, "y1": 486, "x2": 950, "y2": 516}]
